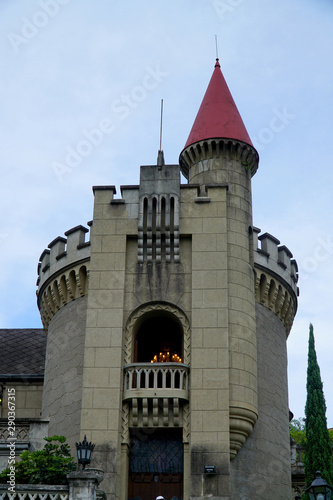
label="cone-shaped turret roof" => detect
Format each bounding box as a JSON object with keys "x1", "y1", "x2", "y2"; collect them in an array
[{"x1": 184, "y1": 59, "x2": 253, "y2": 149}]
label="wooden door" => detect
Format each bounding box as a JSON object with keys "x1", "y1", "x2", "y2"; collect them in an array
[
  {"x1": 128, "y1": 472, "x2": 183, "y2": 500},
  {"x1": 128, "y1": 429, "x2": 183, "y2": 500}
]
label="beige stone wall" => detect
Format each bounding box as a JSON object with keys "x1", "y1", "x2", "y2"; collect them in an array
[
  {"x1": 42, "y1": 295, "x2": 87, "y2": 451},
  {"x1": 230, "y1": 303, "x2": 292, "y2": 499},
  {"x1": 179, "y1": 152, "x2": 258, "y2": 497},
  {"x1": 181, "y1": 184, "x2": 232, "y2": 498},
  {"x1": 1, "y1": 383, "x2": 43, "y2": 419},
  {"x1": 80, "y1": 187, "x2": 132, "y2": 500}
]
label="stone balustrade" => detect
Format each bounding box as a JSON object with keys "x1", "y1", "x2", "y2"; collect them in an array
[
  {"x1": 0, "y1": 470, "x2": 105, "y2": 500},
  {"x1": 123, "y1": 363, "x2": 189, "y2": 402},
  {"x1": 0, "y1": 485, "x2": 69, "y2": 500}
]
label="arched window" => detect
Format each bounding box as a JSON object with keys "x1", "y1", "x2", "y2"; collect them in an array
[{"x1": 135, "y1": 316, "x2": 183, "y2": 363}]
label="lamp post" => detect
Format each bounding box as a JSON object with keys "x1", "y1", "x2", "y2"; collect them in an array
[
  {"x1": 75, "y1": 435, "x2": 95, "y2": 470},
  {"x1": 305, "y1": 471, "x2": 333, "y2": 500}
]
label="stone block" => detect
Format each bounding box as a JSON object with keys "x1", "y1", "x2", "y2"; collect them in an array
[
  {"x1": 97, "y1": 309, "x2": 122, "y2": 328},
  {"x1": 192, "y1": 348, "x2": 218, "y2": 368},
  {"x1": 101, "y1": 235, "x2": 126, "y2": 253},
  {"x1": 95, "y1": 347, "x2": 122, "y2": 369},
  {"x1": 190, "y1": 368, "x2": 203, "y2": 389},
  {"x1": 84, "y1": 368, "x2": 109, "y2": 387},
  {"x1": 202, "y1": 368, "x2": 229, "y2": 389},
  {"x1": 192, "y1": 308, "x2": 218, "y2": 328},
  {"x1": 92, "y1": 219, "x2": 116, "y2": 235},
  {"x1": 92, "y1": 388, "x2": 120, "y2": 409},
  {"x1": 202, "y1": 410, "x2": 229, "y2": 432},
  {"x1": 203, "y1": 329, "x2": 228, "y2": 348},
  {"x1": 99, "y1": 270, "x2": 125, "y2": 290},
  {"x1": 81, "y1": 408, "x2": 108, "y2": 430},
  {"x1": 107, "y1": 409, "x2": 121, "y2": 430},
  {"x1": 193, "y1": 233, "x2": 217, "y2": 251},
  {"x1": 191, "y1": 389, "x2": 218, "y2": 410},
  {"x1": 203, "y1": 217, "x2": 227, "y2": 234},
  {"x1": 85, "y1": 327, "x2": 112, "y2": 348},
  {"x1": 202, "y1": 289, "x2": 227, "y2": 308},
  {"x1": 81, "y1": 388, "x2": 93, "y2": 409},
  {"x1": 190, "y1": 410, "x2": 203, "y2": 432}
]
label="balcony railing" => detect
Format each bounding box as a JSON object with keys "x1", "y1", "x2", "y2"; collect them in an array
[{"x1": 123, "y1": 363, "x2": 189, "y2": 402}]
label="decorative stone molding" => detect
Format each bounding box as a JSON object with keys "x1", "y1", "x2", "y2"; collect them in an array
[
  {"x1": 0, "y1": 484, "x2": 69, "y2": 500},
  {"x1": 138, "y1": 165, "x2": 181, "y2": 264},
  {"x1": 254, "y1": 228, "x2": 299, "y2": 335},
  {"x1": 38, "y1": 263, "x2": 89, "y2": 331},
  {"x1": 123, "y1": 363, "x2": 190, "y2": 402},
  {"x1": 123, "y1": 302, "x2": 191, "y2": 366},
  {"x1": 254, "y1": 268, "x2": 296, "y2": 334},
  {"x1": 229, "y1": 405, "x2": 258, "y2": 460},
  {"x1": 179, "y1": 138, "x2": 259, "y2": 179},
  {"x1": 122, "y1": 303, "x2": 191, "y2": 439},
  {"x1": 37, "y1": 224, "x2": 91, "y2": 331}
]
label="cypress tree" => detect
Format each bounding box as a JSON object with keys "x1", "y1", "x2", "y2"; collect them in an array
[{"x1": 304, "y1": 323, "x2": 333, "y2": 487}]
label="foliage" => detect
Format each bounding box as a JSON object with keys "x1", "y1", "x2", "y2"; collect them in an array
[
  {"x1": 330, "y1": 428, "x2": 333, "y2": 444},
  {"x1": 304, "y1": 324, "x2": 333, "y2": 488},
  {"x1": 290, "y1": 417, "x2": 306, "y2": 446},
  {"x1": 0, "y1": 436, "x2": 77, "y2": 485}
]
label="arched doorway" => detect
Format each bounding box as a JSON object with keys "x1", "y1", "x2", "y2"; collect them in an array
[{"x1": 128, "y1": 314, "x2": 185, "y2": 500}]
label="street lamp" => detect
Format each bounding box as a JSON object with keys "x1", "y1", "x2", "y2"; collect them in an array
[
  {"x1": 305, "y1": 471, "x2": 333, "y2": 500},
  {"x1": 75, "y1": 435, "x2": 95, "y2": 469}
]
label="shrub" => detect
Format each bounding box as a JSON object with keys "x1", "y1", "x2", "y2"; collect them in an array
[{"x1": 0, "y1": 436, "x2": 77, "y2": 485}]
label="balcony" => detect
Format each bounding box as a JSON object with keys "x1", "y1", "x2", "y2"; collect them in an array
[{"x1": 123, "y1": 363, "x2": 189, "y2": 402}]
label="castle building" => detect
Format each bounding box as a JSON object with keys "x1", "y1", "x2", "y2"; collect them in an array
[{"x1": 1, "y1": 59, "x2": 299, "y2": 499}]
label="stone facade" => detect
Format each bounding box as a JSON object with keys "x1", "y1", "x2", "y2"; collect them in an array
[
  {"x1": 230, "y1": 303, "x2": 292, "y2": 498},
  {"x1": 42, "y1": 296, "x2": 87, "y2": 449}
]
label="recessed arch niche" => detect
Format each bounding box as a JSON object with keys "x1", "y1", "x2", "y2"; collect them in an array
[
  {"x1": 135, "y1": 315, "x2": 183, "y2": 363},
  {"x1": 124, "y1": 303, "x2": 190, "y2": 365}
]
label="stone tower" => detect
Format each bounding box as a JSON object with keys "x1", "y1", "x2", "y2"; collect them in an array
[{"x1": 37, "y1": 59, "x2": 298, "y2": 499}]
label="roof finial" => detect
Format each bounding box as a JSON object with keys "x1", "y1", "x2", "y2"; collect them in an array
[
  {"x1": 159, "y1": 99, "x2": 163, "y2": 152},
  {"x1": 214, "y1": 35, "x2": 220, "y2": 68},
  {"x1": 157, "y1": 99, "x2": 165, "y2": 166}
]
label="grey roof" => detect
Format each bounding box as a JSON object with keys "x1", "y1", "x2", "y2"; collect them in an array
[{"x1": 0, "y1": 329, "x2": 46, "y2": 379}]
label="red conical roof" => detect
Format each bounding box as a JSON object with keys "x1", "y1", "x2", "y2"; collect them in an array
[{"x1": 184, "y1": 59, "x2": 253, "y2": 149}]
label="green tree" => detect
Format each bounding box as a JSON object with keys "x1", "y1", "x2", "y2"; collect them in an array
[
  {"x1": 290, "y1": 417, "x2": 306, "y2": 446},
  {"x1": 304, "y1": 324, "x2": 333, "y2": 488},
  {"x1": 0, "y1": 436, "x2": 77, "y2": 485}
]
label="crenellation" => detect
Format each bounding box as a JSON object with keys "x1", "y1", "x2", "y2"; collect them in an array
[
  {"x1": 37, "y1": 224, "x2": 91, "y2": 291},
  {"x1": 39, "y1": 248, "x2": 50, "y2": 273},
  {"x1": 254, "y1": 229, "x2": 299, "y2": 334},
  {"x1": 291, "y1": 258, "x2": 298, "y2": 282},
  {"x1": 254, "y1": 229, "x2": 299, "y2": 295},
  {"x1": 65, "y1": 224, "x2": 89, "y2": 252},
  {"x1": 258, "y1": 232, "x2": 280, "y2": 259},
  {"x1": 278, "y1": 244, "x2": 292, "y2": 273},
  {"x1": 37, "y1": 224, "x2": 91, "y2": 331}
]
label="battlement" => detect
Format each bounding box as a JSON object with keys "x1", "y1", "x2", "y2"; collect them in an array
[
  {"x1": 253, "y1": 228, "x2": 299, "y2": 334},
  {"x1": 37, "y1": 224, "x2": 91, "y2": 290},
  {"x1": 37, "y1": 224, "x2": 91, "y2": 331}
]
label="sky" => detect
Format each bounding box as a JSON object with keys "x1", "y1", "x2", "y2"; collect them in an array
[{"x1": 1, "y1": 0, "x2": 333, "y2": 426}]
